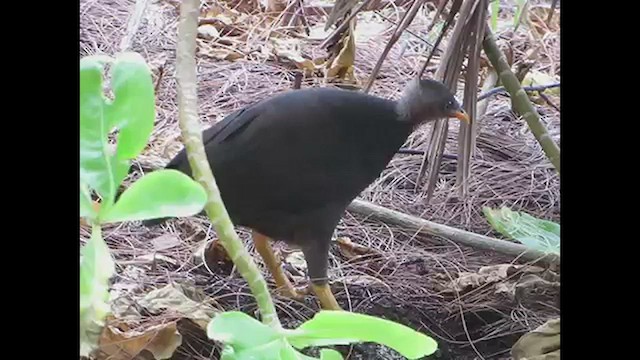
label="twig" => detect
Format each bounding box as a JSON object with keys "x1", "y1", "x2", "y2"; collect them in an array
[
  {"x1": 477, "y1": 82, "x2": 560, "y2": 101},
  {"x1": 319, "y1": 0, "x2": 373, "y2": 49},
  {"x1": 546, "y1": 0, "x2": 558, "y2": 26},
  {"x1": 176, "y1": 0, "x2": 281, "y2": 329},
  {"x1": 417, "y1": 0, "x2": 463, "y2": 77},
  {"x1": 538, "y1": 92, "x2": 560, "y2": 113},
  {"x1": 347, "y1": 199, "x2": 560, "y2": 266},
  {"x1": 416, "y1": 0, "x2": 470, "y2": 197},
  {"x1": 373, "y1": 10, "x2": 440, "y2": 50},
  {"x1": 154, "y1": 60, "x2": 167, "y2": 95},
  {"x1": 364, "y1": 0, "x2": 426, "y2": 93},
  {"x1": 119, "y1": 0, "x2": 151, "y2": 52},
  {"x1": 483, "y1": 27, "x2": 560, "y2": 173},
  {"x1": 397, "y1": 148, "x2": 457, "y2": 158}
]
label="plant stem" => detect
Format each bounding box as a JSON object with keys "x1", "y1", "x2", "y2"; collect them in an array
[
  {"x1": 482, "y1": 27, "x2": 560, "y2": 173},
  {"x1": 175, "y1": 0, "x2": 281, "y2": 328}
]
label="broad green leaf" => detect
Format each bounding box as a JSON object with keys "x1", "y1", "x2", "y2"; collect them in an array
[
  {"x1": 101, "y1": 169, "x2": 207, "y2": 223},
  {"x1": 80, "y1": 55, "x2": 120, "y2": 203},
  {"x1": 80, "y1": 183, "x2": 96, "y2": 219},
  {"x1": 513, "y1": 0, "x2": 528, "y2": 28},
  {"x1": 320, "y1": 349, "x2": 343, "y2": 360},
  {"x1": 219, "y1": 338, "x2": 305, "y2": 360},
  {"x1": 286, "y1": 311, "x2": 437, "y2": 359},
  {"x1": 490, "y1": 0, "x2": 499, "y2": 30},
  {"x1": 106, "y1": 52, "x2": 156, "y2": 159},
  {"x1": 207, "y1": 311, "x2": 280, "y2": 351},
  {"x1": 483, "y1": 206, "x2": 560, "y2": 255},
  {"x1": 80, "y1": 52, "x2": 155, "y2": 213},
  {"x1": 80, "y1": 225, "x2": 115, "y2": 356},
  {"x1": 522, "y1": 70, "x2": 560, "y2": 96}
]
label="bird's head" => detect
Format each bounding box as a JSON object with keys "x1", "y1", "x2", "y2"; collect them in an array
[{"x1": 396, "y1": 78, "x2": 469, "y2": 125}]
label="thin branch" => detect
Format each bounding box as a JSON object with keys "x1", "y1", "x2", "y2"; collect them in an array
[
  {"x1": 119, "y1": 0, "x2": 151, "y2": 52},
  {"x1": 364, "y1": 0, "x2": 426, "y2": 93},
  {"x1": 373, "y1": 10, "x2": 440, "y2": 50},
  {"x1": 176, "y1": 0, "x2": 281, "y2": 328},
  {"x1": 483, "y1": 27, "x2": 560, "y2": 173},
  {"x1": 417, "y1": 0, "x2": 463, "y2": 77},
  {"x1": 477, "y1": 82, "x2": 560, "y2": 101},
  {"x1": 319, "y1": 0, "x2": 374, "y2": 49},
  {"x1": 347, "y1": 199, "x2": 560, "y2": 266}
]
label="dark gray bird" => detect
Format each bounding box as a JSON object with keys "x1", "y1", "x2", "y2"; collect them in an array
[{"x1": 144, "y1": 78, "x2": 468, "y2": 310}]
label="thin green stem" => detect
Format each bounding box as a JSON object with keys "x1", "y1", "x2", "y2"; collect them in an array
[
  {"x1": 482, "y1": 27, "x2": 560, "y2": 173},
  {"x1": 174, "y1": 0, "x2": 281, "y2": 328}
]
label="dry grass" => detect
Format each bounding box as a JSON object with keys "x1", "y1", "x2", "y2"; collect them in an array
[{"x1": 80, "y1": 0, "x2": 560, "y2": 359}]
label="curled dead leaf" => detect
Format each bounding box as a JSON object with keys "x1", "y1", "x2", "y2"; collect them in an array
[
  {"x1": 138, "y1": 284, "x2": 218, "y2": 329},
  {"x1": 98, "y1": 319, "x2": 182, "y2": 360},
  {"x1": 200, "y1": 46, "x2": 245, "y2": 62},
  {"x1": 324, "y1": 20, "x2": 357, "y2": 83},
  {"x1": 152, "y1": 234, "x2": 181, "y2": 251},
  {"x1": 443, "y1": 264, "x2": 544, "y2": 294},
  {"x1": 511, "y1": 318, "x2": 560, "y2": 360},
  {"x1": 285, "y1": 251, "x2": 307, "y2": 271},
  {"x1": 267, "y1": 38, "x2": 318, "y2": 75},
  {"x1": 198, "y1": 24, "x2": 220, "y2": 40},
  {"x1": 526, "y1": 6, "x2": 560, "y2": 37}
]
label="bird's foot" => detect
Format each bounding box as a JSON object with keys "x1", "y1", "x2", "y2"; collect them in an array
[
  {"x1": 311, "y1": 283, "x2": 342, "y2": 311},
  {"x1": 275, "y1": 283, "x2": 307, "y2": 302}
]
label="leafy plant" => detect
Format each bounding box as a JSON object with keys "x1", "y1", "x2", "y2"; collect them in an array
[
  {"x1": 79, "y1": 52, "x2": 207, "y2": 356},
  {"x1": 208, "y1": 311, "x2": 438, "y2": 360},
  {"x1": 80, "y1": 50, "x2": 438, "y2": 360},
  {"x1": 489, "y1": 0, "x2": 529, "y2": 32},
  {"x1": 490, "y1": 0, "x2": 500, "y2": 30},
  {"x1": 483, "y1": 206, "x2": 560, "y2": 255}
]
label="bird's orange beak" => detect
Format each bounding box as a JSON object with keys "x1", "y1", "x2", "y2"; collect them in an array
[{"x1": 450, "y1": 109, "x2": 470, "y2": 123}]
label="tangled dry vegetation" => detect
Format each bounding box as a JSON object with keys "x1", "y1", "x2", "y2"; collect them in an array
[{"x1": 80, "y1": 0, "x2": 560, "y2": 359}]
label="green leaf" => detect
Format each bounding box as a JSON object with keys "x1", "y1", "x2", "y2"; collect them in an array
[
  {"x1": 106, "y1": 52, "x2": 156, "y2": 159},
  {"x1": 490, "y1": 0, "x2": 500, "y2": 30},
  {"x1": 483, "y1": 206, "x2": 560, "y2": 255},
  {"x1": 80, "y1": 52, "x2": 156, "y2": 214},
  {"x1": 513, "y1": 0, "x2": 528, "y2": 28},
  {"x1": 80, "y1": 183, "x2": 96, "y2": 219},
  {"x1": 522, "y1": 70, "x2": 560, "y2": 96},
  {"x1": 80, "y1": 55, "x2": 120, "y2": 203},
  {"x1": 207, "y1": 311, "x2": 281, "y2": 351},
  {"x1": 101, "y1": 169, "x2": 207, "y2": 223},
  {"x1": 220, "y1": 338, "x2": 310, "y2": 360},
  {"x1": 80, "y1": 225, "x2": 115, "y2": 356},
  {"x1": 286, "y1": 311, "x2": 437, "y2": 359},
  {"x1": 320, "y1": 349, "x2": 343, "y2": 360}
]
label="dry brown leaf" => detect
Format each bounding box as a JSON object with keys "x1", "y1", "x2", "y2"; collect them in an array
[
  {"x1": 266, "y1": 38, "x2": 318, "y2": 75},
  {"x1": 526, "y1": 6, "x2": 559, "y2": 37},
  {"x1": 511, "y1": 318, "x2": 560, "y2": 360},
  {"x1": 444, "y1": 264, "x2": 544, "y2": 294},
  {"x1": 198, "y1": 24, "x2": 220, "y2": 40},
  {"x1": 201, "y1": 46, "x2": 245, "y2": 62},
  {"x1": 98, "y1": 319, "x2": 182, "y2": 360},
  {"x1": 285, "y1": 251, "x2": 307, "y2": 272},
  {"x1": 324, "y1": 20, "x2": 357, "y2": 83},
  {"x1": 194, "y1": 239, "x2": 232, "y2": 269},
  {"x1": 138, "y1": 284, "x2": 218, "y2": 329},
  {"x1": 151, "y1": 234, "x2": 181, "y2": 251}
]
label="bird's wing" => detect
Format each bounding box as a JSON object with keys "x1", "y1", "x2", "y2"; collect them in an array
[{"x1": 165, "y1": 103, "x2": 263, "y2": 170}]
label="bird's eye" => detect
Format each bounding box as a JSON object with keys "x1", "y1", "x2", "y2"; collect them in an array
[{"x1": 446, "y1": 100, "x2": 453, "y2": 109}]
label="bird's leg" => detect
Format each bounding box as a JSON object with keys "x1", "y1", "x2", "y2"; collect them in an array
[
  {"x1": 301, "y1": 241, "x2": 343, "y2": 311},
  {"x1": 252, "y1": 230, "x2": 304, "y2": 301}
]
